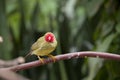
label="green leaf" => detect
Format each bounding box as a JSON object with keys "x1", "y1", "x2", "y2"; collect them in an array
[{"x1": 96, "y1": 33, "x2": 117, "y2": 52}]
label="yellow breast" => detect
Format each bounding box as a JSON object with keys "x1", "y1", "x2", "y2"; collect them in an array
[{"x1": 31, "y1": 39, "x2": 57, "y2": 56}]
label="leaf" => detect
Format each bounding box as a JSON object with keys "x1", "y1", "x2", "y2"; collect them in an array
[
  {"x1": 85, "y1": 0, "x2": 104, "y2": 18},
  {"x1": 116, "y1": 23, "x2": 120, "y2": 34},
  {"x1": 96, "y1": 33, "x2": 117, "y2": 52}
]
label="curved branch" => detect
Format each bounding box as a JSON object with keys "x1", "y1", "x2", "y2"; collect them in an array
[
  {"x1": 1, "y1": 51, "x2": 120, "y2": 71},
  {"x1": 0, "y1": 57, "x2": 25, "y2": 68}
]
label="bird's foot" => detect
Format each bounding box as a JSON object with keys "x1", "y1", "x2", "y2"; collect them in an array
[
  {"x1": 48, "y1": 54, "x2": 56, "y2": 63},
  {"x1": 37, "y1": 56, "x2": 44, "y2": 64}
]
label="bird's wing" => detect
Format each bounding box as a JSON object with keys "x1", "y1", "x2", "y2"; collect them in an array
[{"x1": 31, "y1": 36, "x2": 44, "y2": 51}]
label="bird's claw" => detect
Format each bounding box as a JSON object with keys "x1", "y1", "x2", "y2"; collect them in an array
[
  {"x1": 48, "y1": 54, "x2": 56, "y2": 63},
  {"x1": 37, "y1": 56, "x2": 44, "y2": 64}
]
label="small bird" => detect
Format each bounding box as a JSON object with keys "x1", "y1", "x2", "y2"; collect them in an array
[{"x1": 25, "y1": 32, "x2": 57, "y2": 63}]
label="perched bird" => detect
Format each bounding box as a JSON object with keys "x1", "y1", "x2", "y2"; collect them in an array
[{"x1": 25, "y1": 32, "x2": 57, "y2": 63}]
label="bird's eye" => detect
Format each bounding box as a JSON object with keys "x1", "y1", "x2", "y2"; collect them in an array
[
  {"x1": 45, "y1": 34, "x2": 54, "y2": 42},
  {"x1": 48, "y1": 36, "x2": 51, "y2": 41}
]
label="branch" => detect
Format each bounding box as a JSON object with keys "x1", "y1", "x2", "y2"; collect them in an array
[
  {"x1": 0, "y1": 57, "x2": 25, "y2": 68},
  {"x1": 0, "y1": 69, "x2": 29, "y2": 80},
  {"x1": 1, "y1": 51, "x2": 120, "y2": 72}
]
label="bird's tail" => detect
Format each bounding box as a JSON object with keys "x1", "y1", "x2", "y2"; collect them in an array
[{"x1": 24, "y1": 51, "x2": 32, "y2": 59}]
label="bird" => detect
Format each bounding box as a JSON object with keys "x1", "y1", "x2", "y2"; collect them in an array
[{"x1": 25, "y1": 32, "x2": 57, "y2": 63}]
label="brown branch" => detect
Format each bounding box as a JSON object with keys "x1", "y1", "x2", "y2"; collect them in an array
[
  {"x1": 1, "y1": 51, "x2": 120, "y2": 72},
  {"x1": 0, "y1": 69, "x2": 30, "y2": 80},
  {"x1": 0, "y1": 57, "x2": 25, "y2": 68}
]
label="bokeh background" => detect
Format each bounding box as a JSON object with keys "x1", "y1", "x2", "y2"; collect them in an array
[{"x1": 0, "y1": 0, "x2": 120, "y2": 80}]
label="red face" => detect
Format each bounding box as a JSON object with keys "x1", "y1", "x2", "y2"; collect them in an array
[{"x1": 45, "y1": 33, "x2": 55, "y2": 43}]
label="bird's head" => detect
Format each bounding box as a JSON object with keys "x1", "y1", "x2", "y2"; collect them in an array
[{"x1": 44, "y1": 32, "x2": 55, "y2": 43}]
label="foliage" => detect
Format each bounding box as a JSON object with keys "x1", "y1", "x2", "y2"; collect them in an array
[{"x1": 0, "y1": 0, "x2": 120, "y2": 80}]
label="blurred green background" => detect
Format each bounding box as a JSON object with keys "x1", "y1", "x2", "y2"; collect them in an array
[{"x1": 0, "y1": 0, "x2": 120, "y2": 80}]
